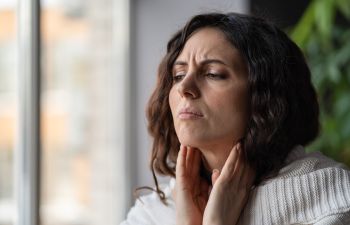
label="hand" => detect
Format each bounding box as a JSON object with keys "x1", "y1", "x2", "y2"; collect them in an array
[
  {"x1": 174, "y1": 145, "x2": 210, "y2": 225},
  {"x1": 203, "y1": 143, "x2": 255, "y2": 225}
]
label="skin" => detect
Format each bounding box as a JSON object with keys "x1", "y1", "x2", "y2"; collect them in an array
[
  {"x1": 169, "y1": 27, "x2": 249, "y2": 171},
  {"x1": 175, "y1": 144, "x2": 254, "y2": 225},
  {"x1": 169, "y1": 27, "x2": 255, "y2": 225}
]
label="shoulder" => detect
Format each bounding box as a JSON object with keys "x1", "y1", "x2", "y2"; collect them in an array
[
  {"x1": 312, "y1": 211, "x2": 350, "y2": 224},
  {"x1": 274, "y1": 145, "x2": 349, "y2": 180},
  {"x1": 240, "y1": 146, "x2": 350, "y2": 225},
  {"x1": 120, "y1": 179, "x2": 176, "y2": 225}
]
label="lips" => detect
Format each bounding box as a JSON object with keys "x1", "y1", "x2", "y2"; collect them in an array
[{"x1": 178, "y1": 107, "x2": 203, "y2": 119}]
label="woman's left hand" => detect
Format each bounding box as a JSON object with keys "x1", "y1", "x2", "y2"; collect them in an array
[{"x1": 203, "y1": 143, "x2": 255, "y2": 225}]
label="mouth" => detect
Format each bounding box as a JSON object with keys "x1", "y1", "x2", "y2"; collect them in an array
[{"x1": 178, "y1": 107, "x2": 204, "y2": 119}]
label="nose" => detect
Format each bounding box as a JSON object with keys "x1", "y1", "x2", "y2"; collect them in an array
[{"x1": 177, "y1": 72, "x2": 200, "y2": 99}]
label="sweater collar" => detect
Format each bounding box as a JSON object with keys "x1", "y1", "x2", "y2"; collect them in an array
[{"x1": 284, "y1": 145, "x2": 306, "y2": 165}]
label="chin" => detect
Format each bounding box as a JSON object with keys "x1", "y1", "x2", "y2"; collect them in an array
[{"x1": 178, "y1": 135, "x2": 203, "y2": 148}]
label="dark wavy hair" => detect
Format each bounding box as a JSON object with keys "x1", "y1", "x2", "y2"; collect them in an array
[{"x1": 145, "y1": 12, "x2": 319, "y2": 201}]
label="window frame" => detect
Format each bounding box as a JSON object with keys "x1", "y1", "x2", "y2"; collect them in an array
[{"x1": 16, "y1": 0, "x2": 41, "y2": 224}]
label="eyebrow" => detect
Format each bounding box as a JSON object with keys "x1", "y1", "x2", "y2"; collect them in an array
[{"x1": 173, "y1": 59, "x2": 229, "y2": 67}]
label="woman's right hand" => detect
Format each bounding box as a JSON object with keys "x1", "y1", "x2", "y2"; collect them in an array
[{"x1": 174, "y1": 145, "x2": 210, "y2": 225}]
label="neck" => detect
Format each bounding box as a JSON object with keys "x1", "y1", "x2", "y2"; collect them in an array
[{"x1": 197, "y1": 140, "x2": 238, "y2": 172}]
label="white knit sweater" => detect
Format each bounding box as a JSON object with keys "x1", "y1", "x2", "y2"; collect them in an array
[{"x1": 121, "y1": 146, "x2": 350, "y2": 225}]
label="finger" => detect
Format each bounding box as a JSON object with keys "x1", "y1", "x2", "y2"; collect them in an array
[
  {"x1": 200, "y1": 178, "x2": 209, "y2": 199},
  {"x1": 211, "y1": 169, "x2": 220, "y2": 186},
  {"x1": 220, "y1": 143, "x2": 240, "y2": 180},
  {"x1": 208, "y1": 185, "x2": 213, "y2": 196},
  {"x1": 199, "y1": 178, "x2": 209, "y2": 211},
  {"x1": 185, "y1": 146, "x2": 194, "y2": 173},
  {"x1": 176, "y1": 145, "x2": 187, "y2": 178},
  {"x1": 191, "y1": 148, "x2": 202, "y2": 178},
  {"x1": 233, "y1": 143, "x2": 246, "y2": 183}
]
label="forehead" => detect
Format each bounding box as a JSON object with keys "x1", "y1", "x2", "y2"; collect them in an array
[{"x1": 176, "y1": 27, "x2": 239, "y2": 64}]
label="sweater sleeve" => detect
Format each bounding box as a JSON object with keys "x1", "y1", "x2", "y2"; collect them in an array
[
  {"x1": 313, "y1": 211, "x2": 350, "y2": 225},
  {"x1": 119, "y1": 199, "x2": 154, "y2": 225},
  {"x1": 120, "y1": 180, "x2": 176, "y2": 225}
]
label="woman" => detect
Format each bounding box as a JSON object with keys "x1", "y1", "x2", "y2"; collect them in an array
[{"x1": 121, "y1": 13, "x2": 350, "y2": 225}]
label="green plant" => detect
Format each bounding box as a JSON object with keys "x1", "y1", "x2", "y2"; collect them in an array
[{"x1": 289, "y1": 0, "x2": 350, "y2": 166}]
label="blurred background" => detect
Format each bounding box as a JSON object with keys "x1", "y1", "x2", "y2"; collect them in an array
[{"x1": 0, "y1": 0, "x2": 349, "y2": 224}]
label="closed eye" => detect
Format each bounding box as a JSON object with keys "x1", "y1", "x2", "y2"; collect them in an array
[
  {"x1": 173, "y1": 74, "x2": 185, "y2": 83},
  {"x1": 206, "y1": 73, "x2": 226, "y2": 80}
]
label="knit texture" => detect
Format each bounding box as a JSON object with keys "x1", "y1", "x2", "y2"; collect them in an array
[
  {"x1": 121, "y1": 146, "x2": 350, "y2": 225},
  {"x1": 239, "y1": 146, "x2": 350, "y2": 225}
]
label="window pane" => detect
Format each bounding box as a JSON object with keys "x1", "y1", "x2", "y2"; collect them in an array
[
  {"x1": 40, "y1": 0, "x2": 129, "y2": 224},
  {"x1": 0, "y1": 1, "x2": 17, "y2": 225}
]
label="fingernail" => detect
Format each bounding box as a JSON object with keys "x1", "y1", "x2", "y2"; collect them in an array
[
  {"x1": 212, "y1": 169, "x2": 219, "y2": 174},
  {"x1": 237, "y1": 144, "x2": 242, "y2": 155}
]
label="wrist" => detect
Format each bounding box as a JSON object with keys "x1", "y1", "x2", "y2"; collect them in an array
[
  {"x1": 176, "y1": 217, "x2": 202, "y2": 225},
  {"x1": 176, "y1": 221, "x2": 201, "y2": 225},
  {"x1": 203, "y1": 220, "x2": 223, "y2": 225},
  {"x1": 204, "y1": 216, "x2": 237, "y2": 225}
]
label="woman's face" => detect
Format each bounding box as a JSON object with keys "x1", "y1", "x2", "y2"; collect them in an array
[{"x1": 169, "y1": 27, "x2": 249, "y2": 148}]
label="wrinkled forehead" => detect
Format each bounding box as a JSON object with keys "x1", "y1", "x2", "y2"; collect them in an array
[{"x1": 175, "y1": 27, "x2": 246, "y2": 71}]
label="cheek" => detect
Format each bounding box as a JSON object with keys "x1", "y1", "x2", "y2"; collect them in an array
[
  {"x1": 169, "y1": 88, "x2": 178, "y2": 117},
  {"x1": 207, "y1": 90, "x2": 249, "y2": 129}
]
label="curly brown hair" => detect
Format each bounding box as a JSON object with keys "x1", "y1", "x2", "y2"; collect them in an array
[{"x1": 145, "y1": 12, "x2": 319, "y2": 202}]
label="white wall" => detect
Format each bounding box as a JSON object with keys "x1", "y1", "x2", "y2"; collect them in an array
[{"x1": 130, "y1": 0, "x2": 249, "y2": 190}]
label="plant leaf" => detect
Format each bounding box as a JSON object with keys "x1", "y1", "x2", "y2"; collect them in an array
[
  {"x1": 315, "y1": 0, "x2": 335, "y2": 46},
  {"x1": 336, "y1": 0, "x2": 350, "y2": 19},
  {"x1": 290, "y1": 1, "x2": 317, "y2": 48}
]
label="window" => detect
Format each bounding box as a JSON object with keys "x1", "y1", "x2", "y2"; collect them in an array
[
  {"x1": 40, "y1": 0, "x2": 130, "y2": 224},
  {"x1": 0, "y1": 0, "x2": 130, "y2": 224},
  {"x1": 0, "y1": 1, "x2": 17, "y2": 224}
]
